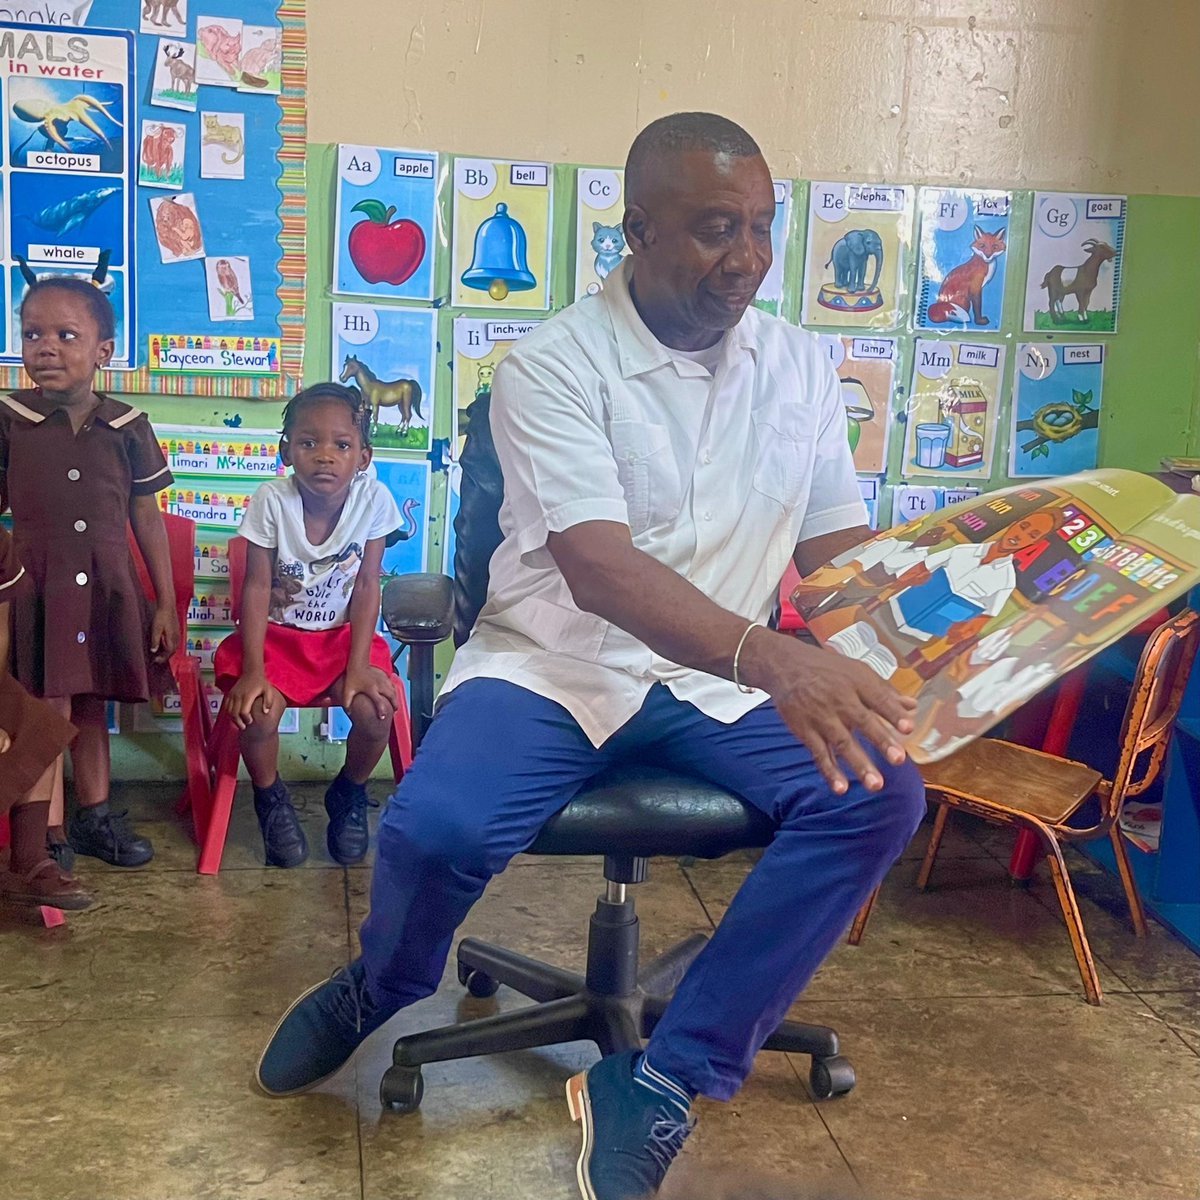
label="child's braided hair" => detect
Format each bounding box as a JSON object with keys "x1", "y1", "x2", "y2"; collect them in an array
[{"x1": 281, "y1": 382, "x2": 373, "y2": 448}]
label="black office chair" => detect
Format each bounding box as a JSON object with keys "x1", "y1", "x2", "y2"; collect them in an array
[{"x1": 376, "y1": 392, "x2": 855, "y2": 1113}]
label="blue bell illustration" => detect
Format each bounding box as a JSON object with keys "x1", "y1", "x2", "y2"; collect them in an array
[{"x1": 461, "y1": 203, "x2": 537, "y2": 300}]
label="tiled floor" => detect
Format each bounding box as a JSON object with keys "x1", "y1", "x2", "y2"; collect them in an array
[{"x1": 2, "y1": 784, "x2": 1199, "y2": 1200}]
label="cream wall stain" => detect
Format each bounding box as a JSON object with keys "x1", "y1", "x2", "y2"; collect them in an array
[{"x1": 308, "y1": 0, "x2": 1200, "y2": 195}]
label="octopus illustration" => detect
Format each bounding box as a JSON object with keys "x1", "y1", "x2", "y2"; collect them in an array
[
  {"x1": 12, "y1": 93, "x2": 123, "y2": 155},
  {"x1": 154, "y1": 196, "x2": 203, "y2": 259}
]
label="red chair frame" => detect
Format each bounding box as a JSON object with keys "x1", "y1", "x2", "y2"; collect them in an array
[{"x1": 192, "y1": 536, "x2": 413, "y2": 875}]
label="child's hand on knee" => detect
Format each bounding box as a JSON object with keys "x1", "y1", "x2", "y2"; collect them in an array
[
  {"x1": 0, "y1": 727, "x2": 10, "y2": 754},
  {"x1": 344, "y1": 667, "x2": 398, "y2": 723},
  {"x1": 225, "y1": 673, "x2": 280, "y2": 730}
]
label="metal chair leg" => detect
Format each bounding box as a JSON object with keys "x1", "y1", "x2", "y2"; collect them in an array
[
  {"x1": 1109, "y1": 825, "x2": 1149, "y2": 937},
  {"x1": 847, "y1": 886, "x2": 879, "y2": 945},
  {"x1": 1043, "y1": 840, "x2": 1103, "y2": 1005}
]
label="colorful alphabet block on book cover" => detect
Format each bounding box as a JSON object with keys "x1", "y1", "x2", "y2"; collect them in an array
[
  {"x1": 574, "y1": 167, "x2": 626, "y2": 301},
  {"x1": 1010, "y1": 343, "x2": 1104, "y2": 478},
  {"x1": 334, "y1": 145, "x2": 440, "y2": 303},
  {"x1": 332, "y1": 303, "x2": 437, "y2": 453},
  {"x1": 904, "y1": 340, "x2": 1005, "y2": 481},
  {"x1": 453, "y1": 158, "x2": 553, "y2": 310},
  {"x1": 1024, "y1": 193, "x2": 1126, "y2": 333},
  {"x1": 802, "y1": 182, "x2": 913, "y2": 330},
  {"x1": 452, "y1": 316, "x2": 543, "y2": 459},
  {"x1": 915, "y1": 188, "x2": 1012, "y2": 331},
  {"x1": 816, "y1": 335, "x2": 896, "y2": 476}
]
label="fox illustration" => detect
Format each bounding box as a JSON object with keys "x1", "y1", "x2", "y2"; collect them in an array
[{"x1": 926, "y1": 225, "x2": 1007, "y2": 325}]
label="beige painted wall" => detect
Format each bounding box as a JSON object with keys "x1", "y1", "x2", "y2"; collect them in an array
[{"x1": 308, "y1": 0, "x2": 1200, "y2": 195}]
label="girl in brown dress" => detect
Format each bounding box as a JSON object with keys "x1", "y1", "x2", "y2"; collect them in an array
[{"x1": 2, "y1": 272, "x2": 179, "y2": 868}]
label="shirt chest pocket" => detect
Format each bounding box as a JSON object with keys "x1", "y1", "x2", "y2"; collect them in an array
[
  {"x1": 609, "y1": 419, "x2": 684, "y2": 535},
  {"x1": 751, "y1": 409, "x2": 815, "y2": 510}
]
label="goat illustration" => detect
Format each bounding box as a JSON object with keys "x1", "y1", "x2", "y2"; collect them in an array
[{"x1": 1040, "y1": 239, "x2": 1116, "y2": 324}]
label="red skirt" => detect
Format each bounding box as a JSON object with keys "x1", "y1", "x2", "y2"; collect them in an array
[{"x1": 213, "y1": 625, "x2": 397, "y2": 707}]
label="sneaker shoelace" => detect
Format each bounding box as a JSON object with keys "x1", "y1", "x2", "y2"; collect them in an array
[
  {"x1": 644, "y1": 1111, "x2": 696, "y2": 1173},
  {"x1": 321, "y1": 967, "x2": 376, "y2": 1035},
  {"x1": 95, "y1": 809, "x2": 136, "y2": 842}
]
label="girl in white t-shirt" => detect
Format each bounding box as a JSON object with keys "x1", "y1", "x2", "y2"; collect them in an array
[{"x1": 214, "y1": 383, "x2": 403, "y2": 868}]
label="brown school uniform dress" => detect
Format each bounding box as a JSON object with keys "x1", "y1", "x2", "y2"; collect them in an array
[
  {"x1": 0, "y1": 527, "x2": 76, "y2": 807},
  {"x1": 0, "y1": 390, "x2": 174, "y2": 702}
]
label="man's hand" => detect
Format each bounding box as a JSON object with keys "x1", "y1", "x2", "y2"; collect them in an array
[
  {"x1": 743, "y1": 630, "x2": 917, "y2": 795},
  {"x1": 223, "y1": 671, "x2": 280, "y2": 731},
  {"x1": 341, "y1": 666, "x2": 398, "y2": 722}
]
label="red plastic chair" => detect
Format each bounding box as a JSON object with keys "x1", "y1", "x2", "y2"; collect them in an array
[
  {"x1": 128, "y1": 513, "x2": 210, "y2": 826},
  {"x1": 195, "y1": 536, "x2": 413, "y2": 875}
]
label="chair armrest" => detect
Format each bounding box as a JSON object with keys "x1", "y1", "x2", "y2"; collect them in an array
[{"x1": 382, "y1": 573, "x2": 455, "y2": 646}]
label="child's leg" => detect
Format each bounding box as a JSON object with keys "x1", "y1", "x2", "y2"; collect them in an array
[
  {"x1": 238, "y1": 691, "x2": 285, "y2": 788},
  {"x1": 342, "y1": 691, "x2": 394, "y2": 784},
  {"x1": 240, "y1": 694, "x2": 308, "y2": 868}
]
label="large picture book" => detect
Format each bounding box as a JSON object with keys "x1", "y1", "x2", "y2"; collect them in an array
[{"x1": 791, "y1": 470, "x2": 1200, "y2": 763}]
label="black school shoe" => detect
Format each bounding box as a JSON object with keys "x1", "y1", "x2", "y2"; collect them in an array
[
  {"x1": 324, "y1": 771, "x2": 377, "y2": 865},
  {"x1": 68, "y1": 802, "x2": 155, "y2": 868},
  {"x1": 254, "y1": 777, "x2": 309, "y2": 868}
]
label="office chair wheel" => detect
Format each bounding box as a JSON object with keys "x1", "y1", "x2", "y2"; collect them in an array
[
  {"x1": 380, "y1": 1065, "x2": 425, "y2": 1113},
  {"x1": 458, "y1": 964, "x2": 500, "y2": 999},
  {"x1": 809, "y1": 1055, "x2": 855, "y2": 1100}
]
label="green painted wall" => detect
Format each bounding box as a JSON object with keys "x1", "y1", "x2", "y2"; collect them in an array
[{"x1": 106, "y1": 145, "x2": 1200, "y2": 781}]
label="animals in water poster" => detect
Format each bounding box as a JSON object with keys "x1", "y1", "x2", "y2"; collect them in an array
[
  {"x1": 332, "y1": 303, "x2": 437, "y2": 453},
  {"x1": 915, "y1": 188, "x2": 1012, "y2": 331},
  {"x1": 574, "y1": 167, "x2": 627, "y2": 301},
  {"x1": 801, "y1": 182, "x2": 913, "y2": 330},
  {"x1": 903, "y1": 340, "x2": 1006, "y2": 480},
  {"x1": 334, "y1": 145, "x2": 440, "y2": 303},
  {"x1": 816, "y1": 334, "x2": 896, "y2": 476},
  {"x1": 1010, "y1": 343, "x2": 1104, "y2": 477},
  {"x1": 452, "y1": 157, "x2": 553, "y2": 310},
  {"x1": 754, "y1": 179, "x2": 794, "y2": 317},
  {"x1": 1023, "y1": 193, "x2": 1126, "y2": 333},
  {"x1": 452, "y1": 316, "x2": 543, "y2": 459}
]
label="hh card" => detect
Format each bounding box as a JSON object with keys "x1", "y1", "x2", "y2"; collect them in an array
[
  {"x1": 1010, "y1": 343, "x2": 1104, "y2": 477},
  {"x1": 149, "y1": 192, "x2": 204, "y2": 262},
  {"x1": 204, "y1": 256, "x2": 253, "y2": 321},
  {"x1": 574, "y1": 167, "x2": 626, "y2": 301},
  {"x1": 1024, "y1": 193, "x2": 1126, "y2": 333},
  {"x1": 334, "y1": 145, "x2": 440, "y2": 302},
  {"x1": 816, "y1": 334, "x2": 896, "y2": 476},
  {"x1": 150, "y1": 38, "x2": 198, "y2": 112},
  {"x1": 755, "y1": 179, "x2": 794, "y2": 316},
  {"x1": 238, "y1": 25, "x2": 283, "y2": 94},
  {"x1": 915, "y1": 188, "x2": 1012, "y2": 331},
  {"x1": 195, "y1": 15, "x2": 243, "y2": 87},
  {"x1": 452, "y1": 157, "x2": 553, "y2": 310},
  {"x1": 903, "y1": 340, "x2": 1006, "y2": 480},
  {"x1": 139, "y1": 119, "x2": 186, "y2": 190},
  {"x1": 452, "y1": 316, "x2": 543, "y2": 458},
  {"x1": 141, "y1": 0, "x2": 188, "y2": 35},
  {"x1": 199, "y1": 112, "x2": 245, "y2": 180},
  {"x1": 801, "y1": 182, "x2": 913, "y2": 330},
  {"x1": 332, "y1": 303, "x2": 437, "y2": 454}
]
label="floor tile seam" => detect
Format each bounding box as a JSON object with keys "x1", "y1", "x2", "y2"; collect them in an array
[
  {"x1": 791, "y1": 987, "x2": 1137, "y2": 1006},
  {"x1": 1127, "y1": 988, "x2": 1200, "y2": 1058},
  {"x1": 678, "y1": 866, "x2": 721, "y2": 933}
]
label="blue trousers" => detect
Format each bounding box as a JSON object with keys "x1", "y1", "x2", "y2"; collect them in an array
[{"x1": 360, "y1": 679, "x2": 925, "y2": 1100}]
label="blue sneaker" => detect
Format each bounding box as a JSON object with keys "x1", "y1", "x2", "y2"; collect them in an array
[
  {"x1": 566, "y1": 1051, "x2": 696, "y2": 1199},
  {"x1": 256, "y1": 959, "x2": 390, "y2": 1097}
]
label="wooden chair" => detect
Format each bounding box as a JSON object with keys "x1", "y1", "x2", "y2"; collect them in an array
[
  {"x1": 849, "y1": 609, "x2": 1200, "y2": 1005},
  {"x1": 193, "y1": 536, "x2": 413, "y2": 875}
]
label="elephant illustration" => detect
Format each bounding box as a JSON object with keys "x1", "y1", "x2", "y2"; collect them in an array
[{"x1": 826, "y1": 228, "x2": 884, "y2": 292}]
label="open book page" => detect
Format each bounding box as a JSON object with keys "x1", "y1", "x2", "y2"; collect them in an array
[{"x1": 792, "y1": 469, "x2": 1200, "y2": 764}]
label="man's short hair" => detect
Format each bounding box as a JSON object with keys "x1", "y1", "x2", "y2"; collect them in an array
[{"x1": 625, "y1": 112, "x2": 762, "y2": 204}]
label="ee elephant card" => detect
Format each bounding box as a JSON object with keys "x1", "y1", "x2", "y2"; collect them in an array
[
  {"x1": 801, "y1": 182, "x2": 913, "y2": 330},
  {"x1": 753, "y1": 179, "x2": 794, "y2": 317},
  {"x1": 903, "y1": 340, "x2": 1006, "y2": 480},
  {"x1": 915, "y1": 188, "x2": 1012, "y2": 331},
  {"x1": 1023, "y1": 193, "x2": 1126, "y2": 333},
  {"x1": 575, "y1": 168, "x2": 627, "y2": 301},
  {"x1": 452, "y1": 157, "x2": 554, "y2": 310},
  {"x1": 1010, "y1": 343, "x2": 1104, "y2": 478},
  {"x1": 334, "y1": 145, "x2": 441, "y2": 303},
  {"x1": 452, "y1": 316, "x2": 543, "y2": 459},
  {"x1": 815, "y1": 334, "x2": 896, "y2": 476},
  {"x1": 331, "y1": 303, "x2": 437, "y2": 454}
]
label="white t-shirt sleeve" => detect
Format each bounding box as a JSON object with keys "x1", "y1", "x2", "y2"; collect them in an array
[
  {"x1": 366, "y1": 478, "x2": 404, "y2": 540},
  {"x1": 490, "y1": 347, "x2": 630, "y2": 559},
  {"x1": 239, "y1": 480, "x2": 281, "y2": 549},
  {"x1": 796, "y1": 355, "x2": 869, "y2": 543}
]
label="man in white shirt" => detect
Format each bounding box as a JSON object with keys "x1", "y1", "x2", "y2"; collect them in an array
[{"x1": 258, "y1": 113, "x2": 925, "y2": 1199}]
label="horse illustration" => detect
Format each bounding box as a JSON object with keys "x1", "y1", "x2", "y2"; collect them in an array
[{"x1": 339, "y1": 354, "x2": 424, "y2": 434}]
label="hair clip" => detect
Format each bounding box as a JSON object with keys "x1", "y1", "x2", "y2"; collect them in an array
[
  {"x1": 91, "y1": 249, "x2": 111, "y2": 288},
  {"x1": 14, "y1": 256, "x2": 37, "y2": 287}
]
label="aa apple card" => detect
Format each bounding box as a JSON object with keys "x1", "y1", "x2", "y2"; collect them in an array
[{"x1": 334, "y1": 145, "x2": 440, "y2": 303}]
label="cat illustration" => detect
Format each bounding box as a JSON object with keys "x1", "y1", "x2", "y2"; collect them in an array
[
  {"x1": 202, "y1": 114, "x2": 244, "y2": 164},
  {"x1": 926, "y1": 225, "x2": 1007, "y2": 325},
  {"x1": 591, "y1": 222, "x2": 626, "y2": 280}
]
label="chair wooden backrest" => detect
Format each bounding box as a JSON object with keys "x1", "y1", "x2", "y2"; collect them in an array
[
  {"x1": 1104, "y1": 609, "x2": 1200, "y2": 822},
  {"x1": 127, "y1": 511, "x2": 196, "y2": 662}
]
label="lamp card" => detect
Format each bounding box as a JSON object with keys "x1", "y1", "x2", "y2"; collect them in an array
[{"x1": 816, "y1": 334, "x2": 896, "y2": 476}]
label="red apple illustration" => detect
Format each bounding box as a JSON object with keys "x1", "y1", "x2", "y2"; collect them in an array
[{"x1": 348, "y1": 199, "x2": 426, "y2": 286}]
